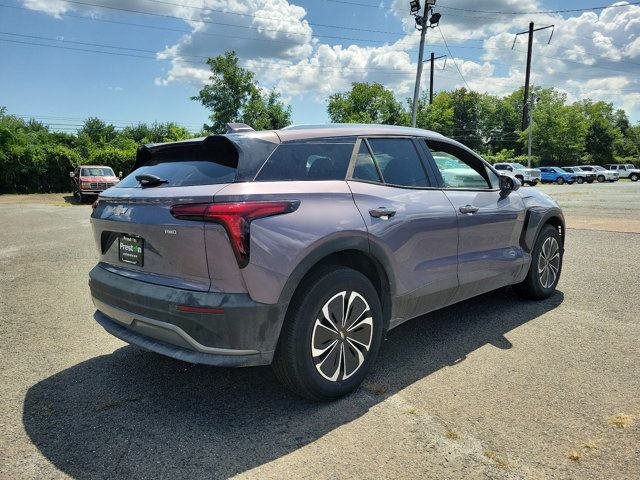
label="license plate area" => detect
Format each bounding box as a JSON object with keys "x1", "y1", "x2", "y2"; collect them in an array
[{"x1": 118, "y1": 234, "x2": 144, "y2": 267}]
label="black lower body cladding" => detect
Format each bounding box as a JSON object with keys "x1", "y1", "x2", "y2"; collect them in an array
[{"x1": 89, "y1": 265, "x2": 285, "y2": 366}]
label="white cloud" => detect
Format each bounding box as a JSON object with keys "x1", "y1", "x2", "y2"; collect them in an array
[{"x1": 20, "y1": 0, "x2": 640, "y2": 119}]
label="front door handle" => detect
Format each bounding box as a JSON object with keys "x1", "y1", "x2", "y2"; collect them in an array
[
  {"x1": 459, "y1": 205, "x2": 479, "y2": 215},
  {"x1": 369, "y1": 207, "x2": 396, "y2": 219}
]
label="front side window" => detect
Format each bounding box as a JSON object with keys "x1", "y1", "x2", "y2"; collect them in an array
[
  {"x1": 427, "y1": 141, "x2": 494, "y2": 189},
  {"x1": 366, "y1": 138, "x2": 429, "y2": 188},
  {"x1": 255, "y1": 138, "x2": 355, "y2": 181}
]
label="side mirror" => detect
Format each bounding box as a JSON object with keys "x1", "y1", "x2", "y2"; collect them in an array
[
  {"x1": 499, "y1": 174, "x2": 520, "y2": 196},
  {"x1": 69, "y1": 172, "x2": 75, "y2": 178}
]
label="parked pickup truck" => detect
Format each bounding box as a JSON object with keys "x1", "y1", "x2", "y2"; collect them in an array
[
  {"x1": 539, "y1": 167, "x2": 576, "y2": 185},
  {"x1": 576, "y1": 165, "x2": 619, "y2": 183},
  {"x1": 561, "y1": 167, "x2": 596, "y2": 184},
  {"x1": 604, "y1": 164, "x2": 640, "y2": 182},
  {"x1": 493, "y1": 163, "x2": 541, "y2": 186},
  {"x1": 70, "y1": 165, "x2": 120, "y2": 202}
]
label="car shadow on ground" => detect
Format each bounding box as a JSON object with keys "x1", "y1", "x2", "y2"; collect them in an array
[{"x1": 23, "y1": 288, "x2": 563, "y2": 479}]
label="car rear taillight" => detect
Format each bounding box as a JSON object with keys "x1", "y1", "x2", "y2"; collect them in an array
[{"x1": 170, "y1": 200, "x2": 300, "y2": 268}]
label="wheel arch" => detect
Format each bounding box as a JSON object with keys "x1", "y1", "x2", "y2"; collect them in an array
[
  {"x1": 521, "y1": 207, "x2": 565, "y2": 253},
  {"x1": 276, "y1": 238, "x2": 395, "y2": 332}
]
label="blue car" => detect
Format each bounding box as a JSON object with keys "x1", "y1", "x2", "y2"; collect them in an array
[{"x1": 539, "y1": 167, "x2": 576, "y2": 185}]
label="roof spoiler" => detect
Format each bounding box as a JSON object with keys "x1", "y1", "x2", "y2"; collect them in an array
[{"x1": 226, "y1": 123, "x2": 255, "y2": 133}]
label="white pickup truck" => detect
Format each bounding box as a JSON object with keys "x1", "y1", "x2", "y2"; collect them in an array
[
  {"x1": 576, "y1": 165, "x2": 619, "y2": 183},
  {"x1": 604, "y1": 164, "x2": 640, "y2": 182},
  {"x1": 493, "y1": 163, "x2": 542, "y2": 186}
]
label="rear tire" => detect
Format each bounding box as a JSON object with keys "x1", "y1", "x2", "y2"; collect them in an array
[
  {"x1": 273, "y1": 267, "x2": 384, "y2": 401},
  {"x1": 529, "y1": 181, "x2": 538, "y2": 187},
  {"x1": 597, "y1": 175, "x2": 605, "y2": 183},
  {"x1": 576, "y1": 177, "x2": 584, "y2": 184},
  {"x1": 514, "y1": 225, "x2": 563, "y2": 300}
]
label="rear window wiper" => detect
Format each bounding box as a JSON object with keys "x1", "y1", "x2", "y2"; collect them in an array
[{"x1": 135, "y1": 173, "x2": 169, "y2": 187}]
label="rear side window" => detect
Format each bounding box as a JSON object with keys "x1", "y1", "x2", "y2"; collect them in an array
[
  {"x1": 351, "y1": 142, "x2": 382, "y2": 183},
  {"x1": 118, "y1": 161, "x2": 236, "y2": 188},
  {"x1": 367, "y1": 138, "x2": 430, "y2": 188},
  {"x1": 255, "y1": 138, "x2": 356, "y2": 181}
]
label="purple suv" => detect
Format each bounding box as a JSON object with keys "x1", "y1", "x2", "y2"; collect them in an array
[{"x1": 89, "y1": 124, "x2": 565, "y2": 400}]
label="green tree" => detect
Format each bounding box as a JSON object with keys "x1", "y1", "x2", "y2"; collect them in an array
[
  {"x1": 585, "y1": 117, "x2": 616, "y2": 164},
  {"x1": 78, "y1": 117, "x2": 117, "y2": 145},
  {"x1": 192, "y1": 51, "x2": 257, "y2": 132},
  {"x1": 328, "y1": 82, "x2": 407, "y2": 125},
  {"x1": 415, "y1": 91, "x2": 454, "y2": 136},
  {"x1": 242, "y1": 90, "x2": 291, "y2": 130},
  {"x1": 192, "y1": 51, "x2": 291, "y2": 132}
]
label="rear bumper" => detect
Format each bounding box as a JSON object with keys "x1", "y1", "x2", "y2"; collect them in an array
[{"x1": 89, "y1": 265, "x2": 285, "y2": 366}]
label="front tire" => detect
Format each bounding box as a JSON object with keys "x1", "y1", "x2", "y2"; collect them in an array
[
  {"x1": 630, "y1": 173, "x2": 639, "y2": 182},
  {"x1": 514, "y1": 225, "x2": 563, "y2": 300},
  {"x1": 273, "y1": 267, "x2": 384, "y2": 401},
  {"x1": 576, "y1": 177, "x2": 584, "y2": 184},
  {"x1": 597, "y1": 175, "x2": 605, "y2": 183},
  {"x1": 556, "y1": 177, "x2": 565, "y2": 185}
]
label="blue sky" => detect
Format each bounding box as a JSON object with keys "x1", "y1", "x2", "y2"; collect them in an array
[{"x1": 1, "y1": 0, "x2": 639, "y2": 132}]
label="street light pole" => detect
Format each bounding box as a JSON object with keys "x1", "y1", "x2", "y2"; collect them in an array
[{"x1": 410, "y1": 1, "x2": 435, "y2": 127}]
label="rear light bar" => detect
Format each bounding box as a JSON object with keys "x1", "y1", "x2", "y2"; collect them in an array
[{"x1": 170, "y1": 200, "x2": 300, "y2": 268}]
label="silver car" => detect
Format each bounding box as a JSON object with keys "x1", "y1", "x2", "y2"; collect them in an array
[{"x1": 89, "y1": 124, "x2": 565, "y2": 400}]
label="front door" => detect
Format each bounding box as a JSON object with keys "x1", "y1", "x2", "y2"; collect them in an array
[
  {"x1": 347, "y1": 137, "x2": 459, "y2": 326},
  {"x1": 424, "y1": 139, "x2": 527, "y2": 302}
]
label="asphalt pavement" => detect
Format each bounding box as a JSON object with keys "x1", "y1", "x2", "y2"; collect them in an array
[{"x1": 0, "y1": 186, "x2": 638, "y2": 479}]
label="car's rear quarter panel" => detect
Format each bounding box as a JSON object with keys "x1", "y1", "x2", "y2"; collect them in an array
[{"x1": 213, "y1": 180, "x2": 369, "y2": 304}]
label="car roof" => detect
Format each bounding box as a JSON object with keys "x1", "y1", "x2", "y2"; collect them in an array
[
  {"x1": 276, "y1": 123, "x2": 445, "y2": 141},
  {"x1": 78, "y1": 165, "x2": 113, "y2": 169},
  {"x1": 142, "y1": 124, "x2": 447, "y2": 151}
]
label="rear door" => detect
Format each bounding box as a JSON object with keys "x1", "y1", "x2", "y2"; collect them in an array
[
  {"x1": 347, "y1": 137, "x2": 459, "y2": 325},
  {"x1": 424, "y1": 139, "x2": 526, "y2": 302}
]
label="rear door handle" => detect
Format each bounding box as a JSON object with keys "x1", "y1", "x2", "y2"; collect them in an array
[
  {"x1": 369, "y1": 208, "x2": 396, "y2": 219},
  {"x1": 459, "y1": 205, "x2": 479, "y2": 215}
]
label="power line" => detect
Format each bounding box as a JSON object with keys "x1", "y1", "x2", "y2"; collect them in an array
[
  {"x1": 437, "y1": 27, "x2": 470, "y2": 90},
  {"x1": 438, "y1": 2, "x2": 640, "y2": 15},
  {"x1": 55, "y1": 0, "x2": 407, "y2": 37},
  {"x1": 7, "y1": 2, "x2": 640, "y2": 73}
]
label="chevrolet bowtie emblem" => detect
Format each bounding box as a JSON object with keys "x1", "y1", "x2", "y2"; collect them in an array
[{"x1": 112, "y1": 206, "x2": 128, "y2": 216}]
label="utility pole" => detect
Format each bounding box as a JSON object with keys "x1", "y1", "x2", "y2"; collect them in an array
[
  {"x1": 426, "y1": 53, "x2": 447, "y2": 104},
  {"x1": 513, "y1": 22, "x2": 554, "y2": 130},
  {"x1": 410, "y1": 1, "x2": 441, "y2": 127},
  {"x1": 527, "y1": 95, "x2": 535, "y2": 168}
]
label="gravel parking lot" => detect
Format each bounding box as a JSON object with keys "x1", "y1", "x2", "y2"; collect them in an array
[{"x1": 1, "y1": 183, "x2": 638, "y2": 479}]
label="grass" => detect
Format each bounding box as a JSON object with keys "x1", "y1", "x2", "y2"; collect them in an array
[
  {"x1": 582, "y1": 440, "x2": 598, "y2": 450},
  {"x1": 484, "y1": 450, "x2": 511, "y2": 469},
  {"x1": 445, "y1": 429, "x2": 460, "y2": 440},
  {"x1": 607, "y1": 413, "x2": 635, "y2": 428},
  {"x1": 405, "y1": 407, "x2": 418, "y2": 415},
  {"x1": 568, "y1": 451, "x2": 582, "y2": 462},
  {"x1": 362, "y1": 382, "x2": 387, "y2": 396}
]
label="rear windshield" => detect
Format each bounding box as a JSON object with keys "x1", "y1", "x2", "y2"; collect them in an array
[
  {"x1": 118, "y1": 161, "x2": 236, "y2": 188},
  {"x1": 255, "y1": 138, "x2": 356, "y2": 181},
  {"x1": 81, "y1": 167, "x2": 114, "y2": 176}
]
